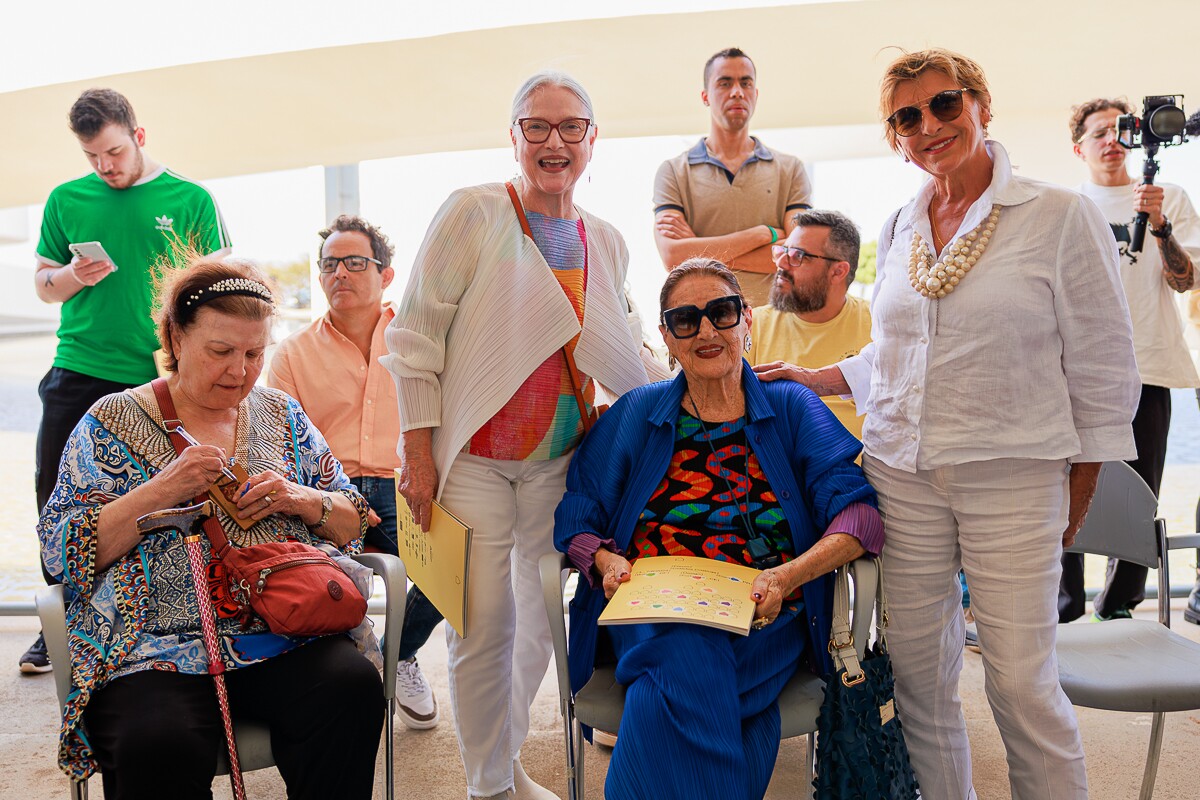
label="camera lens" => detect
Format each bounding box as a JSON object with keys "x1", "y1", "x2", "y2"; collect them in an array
[{"x1": 1147, "y1": 105, "x2": 1185, "y2": 140}]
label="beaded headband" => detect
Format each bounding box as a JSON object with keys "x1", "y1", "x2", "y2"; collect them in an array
[{"x1": 183, "y1": 278, "x2": 274, "y2": 309}]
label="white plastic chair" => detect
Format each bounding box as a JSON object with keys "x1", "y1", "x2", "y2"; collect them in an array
[
  {"x1": 36, "y1": 552, "x2": 406, "y2": 800},
  {"x1": 1055, "y1": 461, "x2": 1200, "y2": 800},
  {"x1": 539, "y1": 551, "x2": 879, "y2": 800}
]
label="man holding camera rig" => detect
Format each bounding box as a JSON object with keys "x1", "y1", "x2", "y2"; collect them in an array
[{"x1": 1059, "y1": 97, "x2": 1199, "y2": 624}]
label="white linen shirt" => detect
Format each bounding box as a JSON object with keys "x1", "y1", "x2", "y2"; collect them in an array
[
  {"x1": 839, "y1": 142, "x2": 1138, "y2": 473},
  {"x1": 381, "y1": 183, "x2": 649, "y2": 497}
]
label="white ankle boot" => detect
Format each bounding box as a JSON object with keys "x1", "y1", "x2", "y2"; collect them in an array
[{"x1": 513, "y1": 758, "x2": 561, "y2": 800}]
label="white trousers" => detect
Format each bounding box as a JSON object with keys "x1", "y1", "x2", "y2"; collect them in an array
[
  {"x1": 440, "y1": 451, "x2": 569, "y2": 797},
  {"x1": 863, "y1": 455, "x2": 1087, "y2": 800}
]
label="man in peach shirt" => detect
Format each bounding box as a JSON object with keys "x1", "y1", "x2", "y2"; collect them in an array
[{"x1": 269, "y1": 215, "x2": 443, "y2": 729}]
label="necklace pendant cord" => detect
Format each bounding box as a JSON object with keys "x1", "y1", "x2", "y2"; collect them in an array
[{"x1": 685, "y1": 392, "x2": 763, "y2": 553}]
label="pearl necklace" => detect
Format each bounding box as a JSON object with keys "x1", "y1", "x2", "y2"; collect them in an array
[{"x1": 908, "y1": 204, "x2": 1001, "y2": 299}]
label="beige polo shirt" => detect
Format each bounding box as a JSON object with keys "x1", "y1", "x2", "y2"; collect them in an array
[{"x1": 654, "y1": 137, "x2": 812, "y2": 303}]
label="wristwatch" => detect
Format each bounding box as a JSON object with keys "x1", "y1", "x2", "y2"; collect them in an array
[
  {"x1": 312, "y1": 492, "x2": 333, "y2": 529},
  {"x1": 1150, "y1": 217, "x2": 1173, "y2": 239}
]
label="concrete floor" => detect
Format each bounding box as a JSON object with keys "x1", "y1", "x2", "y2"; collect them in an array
[{"x1": 4, "y1": 605, "x2": 1200, "y2": 800}]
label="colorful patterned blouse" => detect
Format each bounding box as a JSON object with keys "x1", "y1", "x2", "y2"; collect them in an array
[
  {"x1": 37, "y1": 384, "x2": 374, "y2": 779},
  {"x1": 632, "y1": 412, "x2": 801, "y2": 598},
  {"x1": 467, "y1": 211, "x2": 593, "y2": 460}
]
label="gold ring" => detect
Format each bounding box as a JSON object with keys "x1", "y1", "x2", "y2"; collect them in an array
[{"x1": 751, "y1": 617, "x2": 771, "y2": 630}]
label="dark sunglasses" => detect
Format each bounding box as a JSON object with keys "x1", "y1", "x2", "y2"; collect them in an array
[
  {"x1": 886, "y1": 88, "x2": 969, "y2": 137},
  {"x1": 661, "y1": 295, "x2": 744, "y2": 339}
]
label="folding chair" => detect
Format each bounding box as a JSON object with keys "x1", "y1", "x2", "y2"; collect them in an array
[
  {"x1": 1055, "y1": 461, "x2": 1200, "y2": 800},
  {"x1": 36, "y1": 552, "x2": 406, "y2": 800},
  {"x1": 539, "y1": 551, "x2": 879, "y2": 800}
]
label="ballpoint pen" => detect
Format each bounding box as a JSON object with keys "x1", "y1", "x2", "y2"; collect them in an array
[{"x1": 172, "y1": 424, "x2": 239, "y2": 484}]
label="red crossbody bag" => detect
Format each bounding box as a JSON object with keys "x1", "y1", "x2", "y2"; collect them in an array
[{"x1": 151, "y1": 378, "x2": 366, "y2": 636}]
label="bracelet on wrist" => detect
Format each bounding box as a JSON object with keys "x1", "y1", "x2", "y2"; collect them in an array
[
  {"x1": 1150, "y1": 217, "x2": 1172, "y2": 239},
  {"x1": 767, "y1": 225, "x2": 779, "y2": 244}
]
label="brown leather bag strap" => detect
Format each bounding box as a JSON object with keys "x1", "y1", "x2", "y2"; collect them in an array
[
  {"x1": 561, "y1": 346, "x2": 593, "y2": 433},
  {"x1": 505, "y1": 181, "x2": 534, "y2": 239},
  {"x1": 150, "y1": 378, "x2": 233, "y2": 555}
]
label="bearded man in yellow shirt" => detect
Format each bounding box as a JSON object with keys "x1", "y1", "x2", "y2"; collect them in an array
[{"x1": 749, "y1": 209, "x2": 871, "y2": 438}]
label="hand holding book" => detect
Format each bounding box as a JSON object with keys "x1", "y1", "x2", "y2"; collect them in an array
[{"x1": 594, "y1": 547, "x2": 632, "y2": 599}]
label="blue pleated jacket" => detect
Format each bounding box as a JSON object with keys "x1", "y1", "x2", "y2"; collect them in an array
[{"x1": 554, "y1": 360, "x2": 878, "y2": 694}]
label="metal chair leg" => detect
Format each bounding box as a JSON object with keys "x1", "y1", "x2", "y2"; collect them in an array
[
  {"x1": 563, "y1": 703, "x2": 579, "y2": 800},
  {"x1": 805, "y1": 733, "x2": 817, "y2": 799},
  {"x1": 71, "y1": 779, "x2": 87, "y2": 800},
  {"x1": 573, "y1": 718, "x2": 587, "y2": 800},
  {"x1": 1138, "y1": 710, "x2": 1166, "y2": 800},
  {"x1": 385, "y1": 697, "x2": 395, "y2": 800}
]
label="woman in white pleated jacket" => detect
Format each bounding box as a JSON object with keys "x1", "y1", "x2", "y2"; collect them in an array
[{"x1": 382, "y1": 71, "x2": 649, "y2": 800}]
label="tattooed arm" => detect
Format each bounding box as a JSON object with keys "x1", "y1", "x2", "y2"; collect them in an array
[
  {"x1": 1136, "y1": 183, "x2": 1196, "y2": 293},
  {"x1": 1156, "y1": 232, "x2": 1195, "y2": 292}
]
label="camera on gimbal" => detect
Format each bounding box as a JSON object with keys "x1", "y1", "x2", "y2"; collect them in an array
[
  {"x1": 1117, "y1": 95, "x2": 1188, "y2": 149},
  {"x1": 1116, "y1": 95, "x2": 1188, "y2": 252}
]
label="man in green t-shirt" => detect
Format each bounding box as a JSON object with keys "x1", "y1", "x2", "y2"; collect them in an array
[{"x1": 22, "y1": 88, "x2": 231, "y2": 674}]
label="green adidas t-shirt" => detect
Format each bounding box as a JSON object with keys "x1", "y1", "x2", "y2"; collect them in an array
[{"x1": 37, "y1": 167, "x2": 231, "y2": 384}]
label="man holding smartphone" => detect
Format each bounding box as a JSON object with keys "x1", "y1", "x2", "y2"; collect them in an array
[{"x1": 23, "y1": 88, "x2": 230, "y2": 673}]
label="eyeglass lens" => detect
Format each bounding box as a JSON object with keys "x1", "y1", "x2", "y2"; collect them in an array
[
  {"x1": 318, "y1": 256, "x2": 372, "y2": 273},
  {"x1": 771, "y1": 245, "x2": 834, "y2": 267},
  {"x1": 1086, "y1": 125, "x2": 1118, "y2": 141},
  {"x1": 664, "y1": 296, "x2": 743, "y2": 338},
  {"x1": 888, "y1": 90, "x2": 966, "y2": 137},
  {"x1": 518, "y1": 118, "x2": 590, "y2": 143}
]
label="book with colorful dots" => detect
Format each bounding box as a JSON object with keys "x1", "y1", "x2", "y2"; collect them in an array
[{"x1": 597, "y1": 555, "x2": 761, "y2": 635}]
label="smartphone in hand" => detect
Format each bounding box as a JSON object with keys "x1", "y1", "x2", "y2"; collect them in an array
[{"x1": 68, "y1": 241, "x2": 118, "y2": 271}]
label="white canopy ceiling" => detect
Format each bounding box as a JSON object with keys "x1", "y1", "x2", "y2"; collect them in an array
[{"x1": 2, "y1": 0, "x2": 1197, "y2": 210}]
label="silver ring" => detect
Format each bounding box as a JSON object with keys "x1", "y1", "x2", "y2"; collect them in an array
[{"x1": 262, "y1": 495, "x2": 273, "y2": 506}]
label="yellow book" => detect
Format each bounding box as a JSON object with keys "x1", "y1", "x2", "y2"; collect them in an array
[
  {"x1": 598, "y1": 556, "x2": 762, "y2": 636},
  {"x1": 394, "y1": 474, "x2": 473, "y2": 638}
]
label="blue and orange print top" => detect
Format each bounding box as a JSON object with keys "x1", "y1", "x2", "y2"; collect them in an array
[{"x1": 467, "y1": 211, "x2": 593, "y2": 461}]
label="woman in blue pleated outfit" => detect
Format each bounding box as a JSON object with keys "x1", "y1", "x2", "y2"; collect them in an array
[{"x1": 554, "y1": 258, "x2": 883, "y2": 800}]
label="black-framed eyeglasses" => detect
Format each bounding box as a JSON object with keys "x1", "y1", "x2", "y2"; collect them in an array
[
  {"x1": 661, "y1": 295, "x2": 744, "y2": 339},
  {"x1": 771, "y1": 245, "x2": 841, "y2": 268},
  {"x1": 317, "y1": 255, "x2": 382, "y2": 274},
  {"x1": 886, "y1": 88, "x2": 970, "y2": 138},
  {"x1": 514, "y1": 117, "x2": 592, "y2": 144}
]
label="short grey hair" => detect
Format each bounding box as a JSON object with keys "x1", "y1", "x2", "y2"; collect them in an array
[
  {"x1": 790, "y1": 209, "x2": 862, "y2": 287},
  {"x1": 511, "y1": 70, "x2": 596, "y2": 123}
]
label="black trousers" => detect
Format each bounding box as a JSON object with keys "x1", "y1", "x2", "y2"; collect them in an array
[
  {"x1": 83, "y1": 635, "x2": 384, "y2": 800},
  {"x1": 1059, "y1": 383, "x2": 1171, "y2": 621},
  {"x1": 35, "y1": 367, "x2": 136, "y2": 583}
]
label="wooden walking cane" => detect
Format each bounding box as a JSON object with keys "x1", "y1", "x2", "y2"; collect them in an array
[{"x1": 138, "y1": 501, "x2": 248, "y2": 800}]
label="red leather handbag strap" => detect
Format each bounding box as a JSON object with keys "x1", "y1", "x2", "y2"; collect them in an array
[{"x1": 150, "y1": 378, "x2": 233, "y2": 555}]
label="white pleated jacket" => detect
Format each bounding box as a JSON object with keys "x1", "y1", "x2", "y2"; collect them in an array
[{"x1": 381, "y1": 182, "x2": 650, "y2": 497}]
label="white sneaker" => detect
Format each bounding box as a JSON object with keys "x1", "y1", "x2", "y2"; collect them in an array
[
  {"x1": 395, "y1": 657, "x2": 439, "y2": 729},
  {"x1": 513, "y1": 758, "x2": 561, "y2": 800}
]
